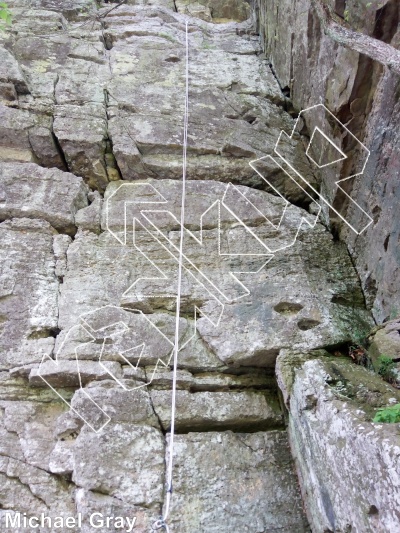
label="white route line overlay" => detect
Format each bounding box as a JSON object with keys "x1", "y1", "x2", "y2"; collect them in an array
[
  {"x1": 253, "y1": 103, "x2": 372, "y2": 235},
  {"x1": 38, "y1": 110, "x2": 372, "y2": 432},
  {"x1": 44, "y1": 170, "x2": 314, "y2": 430},
  {"x1": 106, "y1": 179, "x2": 318, "y2": 309},
  {"x1": 305, "y1": 126, "x2": 347, "y2": 168},
  {"x1": 38, "y1": 305, "x2": 190, "y2": 433}
]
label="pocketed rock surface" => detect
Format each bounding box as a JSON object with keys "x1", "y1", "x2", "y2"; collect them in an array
[{"x1": 0, "y1": 0, "x2": 398, "y2": 532}]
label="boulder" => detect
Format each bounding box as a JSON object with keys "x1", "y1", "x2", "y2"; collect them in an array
[{"x1": 276, "y1": 351, "x2": 400, "y2": 532}]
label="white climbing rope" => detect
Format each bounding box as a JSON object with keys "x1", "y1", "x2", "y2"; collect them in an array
[{"x1": 153, "y1": 20, "x2": 190, "y2": 533}]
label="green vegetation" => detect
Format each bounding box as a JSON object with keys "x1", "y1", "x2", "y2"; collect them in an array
[
  {"x1": 377, "y1": 355, "x2": 397, "y2": 383},
  {"x1": 0, "y1": 2, "x2": 12, "y2": 28},
  {"x1": 373, "y1": 403, "x2": 400, "y2": 423},
  {"x1": 351, "y1": 327, "x2": 367, "y2": 347},
  {"x1": 348, "y1": 321, "x2": 371, "y2": 359}
]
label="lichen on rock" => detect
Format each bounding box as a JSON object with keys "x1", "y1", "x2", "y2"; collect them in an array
[{"x1": 0, "y1": 0, "x2": 398, "y2": 531}]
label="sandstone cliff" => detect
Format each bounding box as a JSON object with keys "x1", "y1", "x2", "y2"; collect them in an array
[{"x1": 0, "y1": 0, "x2": 398, "y2": 532}]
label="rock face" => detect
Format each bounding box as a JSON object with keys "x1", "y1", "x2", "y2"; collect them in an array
[
  {"x1": 0, "y1": 162, "x2": 88, "y2": 233},
  {"x1": 0, "y1": 0, "x2": 397, "y2": 532},
  {"x1": 167, "y1": 431, "x2": 309, "y2": 532},
  {"x1": 277, "y1": 352, "x2": 400, "y2": 532},
  {"x1": 253, "y1": 3, "x2": 400, "y2": 524},
  {"x1": 255, "y1": 0, "x2": 400, "y2": 323},
  {"x1": 0, "y1": 218, "x2": 58, "y2": 370},
  {"x1": 367, "y1": 317, "x2": 400, "y2": 380}
]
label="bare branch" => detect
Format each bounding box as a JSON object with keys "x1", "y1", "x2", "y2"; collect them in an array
[{"x1": 310, "y1": 0, "x2": 400, "y2": 75}]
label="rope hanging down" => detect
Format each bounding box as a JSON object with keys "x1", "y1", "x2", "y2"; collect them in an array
[{"x1": 152, "y1": 20, "x2": 190, "y2": 533}]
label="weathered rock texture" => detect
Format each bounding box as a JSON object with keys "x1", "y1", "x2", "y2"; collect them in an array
[
  {"x1": 277, "y1": 352, "x2": 400, "y2": 532},
  {"x1": 253, "y1": 4, "x2": 400, "y2": 528},
  {"x1": 0, "y1": 0, "x2": 397, "y2": 531},
  {"x1": 167, "y1": 431, "x2": 309, "y2": 532},
  {"x1": 368, "y1": 316, "x2": 400, "y2": 380},
  {"x1": 255, "y1": 0, "x2": 400, "y2": 323}
]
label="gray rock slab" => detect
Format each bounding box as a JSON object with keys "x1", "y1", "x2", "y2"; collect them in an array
[
  {"x1": 277, "y1": 352, "x2": 400, "y2": 532},
  {"x1": 195, "y1": 226, "x2": 374, "y2": 367},
  {"x1": 0, "y1": 46, "x2": 28, "y2": 94},
  {"x1": 0, "y1": 162, "x2": 88, "y2": 233},
  {"x1": 145, "y1": 366, "x2": 275, "y2": 391},
  {"x1": 368, "y1": 317, "x2": 400, "y2": 369},
  {"x1": 29, "y1": 360, "x2": 123, "y2": 388},
  {"x1": 166, "y1": 430, "x2": 309, "y2": 532},
  {"x1": 103, "y1": 5, "x2": 315, "y2": 191},
  {"x1": 58, "y1": 178, "x2": 374, "y2": 372},
  {"x1": 0, "y1": 372, "x2": 73, "y2": 403},
  {"x1": 150, "y1": 389, "x2": 283, "y2": 431},
  {"x1": 0, "y1": 218, "x2": 58, "y2": 370},
  {"x1": 2, "y1": 400, "x2": 67, "y2": 471},
  {"x1": 0, "y1": 105, "x2": 34, "y2": 163},
  {"x1": 0, "y1": 455, "x2": 76, "y2": 519},
  {"x1": 71, "y1": 380, "x2": 160, "y2": 428},
  {"x1": 75, "y1": 488, "x2": 159, "y2": 533},
  {"x1": 53, "y1": 104, "x2": 110, "y2": 191},
  {"x1": 75, "y1": 191, "x2": 102, "y2": 234},
  {"x1": 72, "y1": 423, "x2": 165, "y2": 507}
]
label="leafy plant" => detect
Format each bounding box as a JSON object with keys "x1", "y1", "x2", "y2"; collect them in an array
[
  {"x1": 0, "y1": 2, "x2": 12, "y2": 28},
  {"x1": 378, "y1": 355, "x2": 395, "y2": 379},
  {"x1": 344, "y1": 8, "x2": 350, "y2": 22},
  {"x1": 377, "y1": 355, "x2": 396, "y2": 382},
  {"x1": 373, "y1": 403, "x2": 400, "y2": 423}
]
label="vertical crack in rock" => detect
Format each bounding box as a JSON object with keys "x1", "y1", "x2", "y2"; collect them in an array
[
  {"x1": 103, "y1": 88, "x2": 123, "y2": 184},
  {"x1": 254, "y1": 2, "x2": 400, "y2": 531},
  {"x1": 49, "y1": 74, "x2": 69, "y2": 171},
  {"x1": 0, "y1": 0, "x2": 398, "y2": 531},
  {"x1": 145, "y1": 368, "x2": 167, "y2": 435}
]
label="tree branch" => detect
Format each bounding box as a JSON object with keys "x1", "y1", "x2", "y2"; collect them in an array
[{"x1": 310, "y1": 0, "x2": 400, "y2": 75}]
